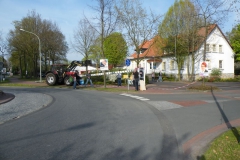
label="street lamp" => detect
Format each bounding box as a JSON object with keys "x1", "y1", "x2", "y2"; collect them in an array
[{"x1": 20, "y1": 29, "x2": 42, "y2": 82}]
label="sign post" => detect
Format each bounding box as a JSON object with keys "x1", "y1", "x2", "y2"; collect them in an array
[{"x1": 125, "y1": 59, "x2": 131, "y2": 90}]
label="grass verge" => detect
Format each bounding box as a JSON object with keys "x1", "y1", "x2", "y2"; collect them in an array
[
  {"x1": 0, "y1": 83, "x2": 37, "y2": 87},
  {"x1": 199, "y1": 127, "x2": 240, "y2": 160},
  {"x1": 188, "y1": 85, "x2": 219, "y2": 91}
]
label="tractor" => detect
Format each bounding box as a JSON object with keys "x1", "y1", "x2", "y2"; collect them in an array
[{"x1": 45, "y1": 60, "x2": 83, "y2": 86}]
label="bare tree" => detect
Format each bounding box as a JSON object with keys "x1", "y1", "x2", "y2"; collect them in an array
[
  {"x1": 179, "y1": 0, "x2": 204, "y2": 81},
  {"x1": 116, "y1": 0, "x2": 161, "y2": 67},
  {"x1": 193, "y1": 0, "x2": 233, "y2": 61},
  {"x1": 86, "y1": 0, "x2": 119, "y2": 88},
  {"x1": 72, "y1": 19, "x2": 97, "y2": 71}
]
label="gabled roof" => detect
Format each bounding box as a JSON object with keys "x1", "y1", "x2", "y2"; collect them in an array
[
  {"x1": 130, "y1": 24, "x2": 231, "y2": 58},
  {"x1": 195, "y1": 24, "x2": 231, "y2": 51},
  {"x1": 130, "y1": 36, "x2": 164, "y2": 59},
  {"x1": 198, "y1": 24, "x2": 216, "y2": 38}
]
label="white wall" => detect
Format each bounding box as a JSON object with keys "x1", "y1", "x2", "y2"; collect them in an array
[{"x1": 128, "y1": 27, "x2": 234, "y2": 79}]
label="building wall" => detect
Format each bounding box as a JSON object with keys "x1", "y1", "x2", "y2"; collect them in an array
[
  {"x1": 129, "y1": 27, "x2": 234, "y2": 80},
  {"x1": 159, "y1": 27, "x2": 234, "y2": 80}
]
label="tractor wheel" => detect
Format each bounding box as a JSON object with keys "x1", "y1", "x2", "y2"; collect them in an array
[
  {"x1": 64, "y1": 76, "x2": 73, "y2": 86},
  {"x1": 46, "y1": 73, "x2": 57, "y2": 86}
]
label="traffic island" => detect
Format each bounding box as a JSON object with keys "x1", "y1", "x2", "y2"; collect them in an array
[{"x1": 0, "y1": 91, "x2": 15, "y2": 104}]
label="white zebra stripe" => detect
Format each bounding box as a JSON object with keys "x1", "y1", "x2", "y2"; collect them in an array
[{"x1": 120, "y1": 93, "x2": 149, "y2": 101}]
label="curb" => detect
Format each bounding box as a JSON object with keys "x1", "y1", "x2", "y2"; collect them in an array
[
  {"x1": 182, "y1": 118, "x2": 240, "y2": 159},
  {"x1": 0, "y1": 91, "x2": 15, "y2": 104}
]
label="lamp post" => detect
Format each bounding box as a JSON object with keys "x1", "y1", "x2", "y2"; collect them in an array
[{"x1": 20, "y1": 29, "x2": 42, "y2": 82}]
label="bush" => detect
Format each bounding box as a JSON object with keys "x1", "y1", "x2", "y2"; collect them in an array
[
  {"x1": 234, "y1": 62, "x2": 240, "y2": 75},
  {"x1": 162, "y1": 73, "x2": 176, "y2": 81},
  {"x1": 210, "y1": 68, "x2": 222, "y2": 77},
  {"x1": 145, "y1": 75, "x2": 149, "y2": 84},
  {"x1": 208, "y1": 76, "x2": 221, "y2": 82}
]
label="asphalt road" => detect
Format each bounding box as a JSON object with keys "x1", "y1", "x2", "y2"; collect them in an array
[
  {"x1": 0, "y1": 88, "x2": 181, "y2": 160},
  {"x1": 0, "y1": 82, "x2": 240, "y2": 160}
]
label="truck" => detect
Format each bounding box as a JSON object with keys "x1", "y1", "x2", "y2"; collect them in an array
[{"x1": 45, "y1": 60, "x2": 83, "y2": 86}]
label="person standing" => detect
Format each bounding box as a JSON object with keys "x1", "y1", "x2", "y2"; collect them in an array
[
  {"x1": 152, "y1": 72, "x2": 155, "y2": 82},
  {"x1": 158, "y1": 71, "x2": 162, "y2": 82},
  {"x1": 85, "y1": 70, "x2": 94, "y2": 87},
  {"x1": 73, "y1": 70, "x2": 81, "y2": 89},
  {"x1": 116, "y1": 71, "x2": 122, "y2": 86},
  {"x1": 133, "y1": 68, "x2": 139, "y2": 91}
]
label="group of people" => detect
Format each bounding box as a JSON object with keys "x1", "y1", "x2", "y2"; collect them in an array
[
  {"x1": 115, "y1": 68, "x2": 139, "y2": 91},
  {"x1": 72, "y1": 69, "x2": 163, "y2": 90},
  {"x1": 116, "y1": 68, "x2": 139, "y2": 91},
  {"x1": 112, "y1": 68, "x2": 163, "y2": 91},
  {"x1": 73, "y1": 70, "x2": 94, "y2": 89}
]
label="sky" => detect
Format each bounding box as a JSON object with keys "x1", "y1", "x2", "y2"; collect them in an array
[{"x1": 0, "y1": 0, "x2": 238, "y2": 61}]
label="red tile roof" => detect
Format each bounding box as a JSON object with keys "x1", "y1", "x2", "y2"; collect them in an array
[
  {"x1": 130, "y1": 24, "x2": 230, "y2": 58},
  {"x1": 130, "y1": 36, "x2": 164, "y2": 58}
]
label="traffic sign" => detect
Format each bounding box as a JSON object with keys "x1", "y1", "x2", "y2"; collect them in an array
[{"x1": 125, "y1": 59, "x2": 131, "y2": 66}]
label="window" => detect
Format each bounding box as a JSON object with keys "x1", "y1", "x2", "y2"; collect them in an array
[
  {"x1": 170, "y1": 61, "x2": 174, "y2": 70},
  {"x1": 213, "y1": 44, "x2": 216, "y2": 52},
  {"x1": 162, "y1": 62, "x2": 166, "y2": 70},
  {"x1": 206, "y1": 44, "x2": 210, "y2": 52},
  {"x1": 150, "y1": 62, "x2": 156, "y2": 69},
  {"x1": 219, "y1": 45, "x2": 222, "y2": 52},
  {"x1": 219, "y1": 60, "x2": 223, "y2": 69}
]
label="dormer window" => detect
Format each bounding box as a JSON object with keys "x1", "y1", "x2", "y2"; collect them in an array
[{"x1": 140, "y1": 49, "x2": 146, "y2": 54}]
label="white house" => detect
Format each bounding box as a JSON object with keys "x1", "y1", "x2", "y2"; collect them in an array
[{"x1": 129, "y1": 24, "x2": 235, "y2": 80}]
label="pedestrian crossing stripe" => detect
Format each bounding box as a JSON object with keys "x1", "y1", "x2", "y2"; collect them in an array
[{"x1": 120, "y1": 93, "x2": 150, "y2": 101}]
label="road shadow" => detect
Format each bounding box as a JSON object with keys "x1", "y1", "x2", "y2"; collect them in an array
[
  {"x1": 194, "y1": 89, "x2": 240, "y2": 159},
  {"x1": 210, "y1": 89, "x2": 240, "y2": 143},
  {"x1": 197, "y1": 155, "x2": 206, "y2": 160}
]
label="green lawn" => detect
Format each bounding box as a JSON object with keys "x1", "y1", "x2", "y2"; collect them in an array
[{"x1": 200, "y1": 127, "x2": 240, "y2": 160}]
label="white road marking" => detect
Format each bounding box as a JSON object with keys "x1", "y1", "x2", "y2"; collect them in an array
[
  {"x1": 147, "y1": 101, "x2": 183, "y2": 110},
  {"x1": 120, "y1": 93, "x2": 149, "y2": 101},
  {"x1": 120, "y1": 93, "x2": 182, "y2": 110}
]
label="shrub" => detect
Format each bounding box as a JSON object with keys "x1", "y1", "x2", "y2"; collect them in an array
[
  {"x1": 145, "y1": 75, "x2": 149, "y2": 84},
  {"x1": 234, "y1": 62, "x2": 240, "y2": 75},
  {"x1": 208, "y1": 76, "x2": 220, "y2": 82},
  {"x1": 210, "y1": 68, "x2": 222, "y2": 77},
  {"x1": 162, "y1": 73, "x2": 175, "y2": 81}
]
